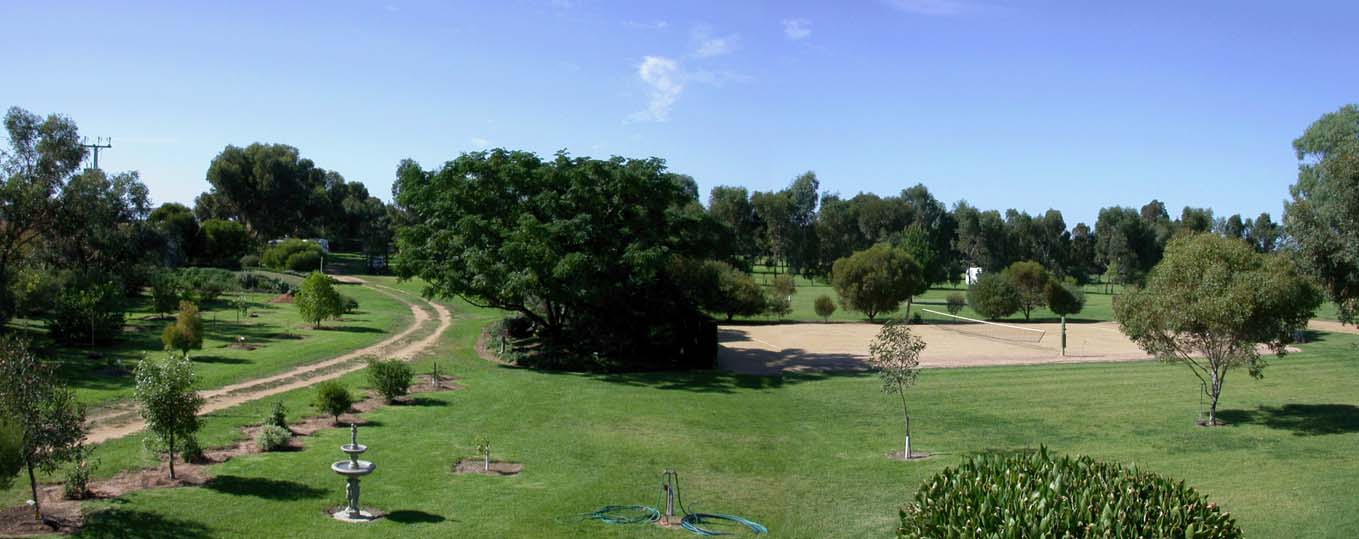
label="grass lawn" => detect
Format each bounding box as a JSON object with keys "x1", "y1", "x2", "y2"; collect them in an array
[
  {"x1": 7, "y1": 272, "x2": 411, "y2": 407},
  {"x1": 13, "y1": 294, "x2": 1356, "y2": 538}
]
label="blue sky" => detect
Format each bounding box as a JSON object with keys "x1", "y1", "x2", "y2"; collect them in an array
[{"x1": 3, "y1": 0, "x2": 1356, "y2": 225}]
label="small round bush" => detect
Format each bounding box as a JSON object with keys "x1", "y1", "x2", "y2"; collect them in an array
[
  {"x1": 313, "y1": 380, "x2": 354, "y2": 424},
  {"x1": 341, "y1": 294, "x2": 359, "y2": 314},
  {"x1": 239, "y1": 254, "x2": 261, "y2": 268},
  {"x1": 945, "y1": 292, "x2": 966, "y2": 315},
  {"x1": 899, "y1": 447, "x2": 1241, "y2": 539},
  {"x1": 285, "y1": 250, "x2": 322, "y2": 272},
  {"x1": 967, "y1": 273, "x2": 1020, "y2": 320},
  {"x1": 813, "y1": 294, "x2": 837, "y2": 322},
  {"x1": 256, "y1": 425, "x2": 292, "y2": 452},
  {"x1": 367, "y1": 358, "x2": 414, "y2": 403}
]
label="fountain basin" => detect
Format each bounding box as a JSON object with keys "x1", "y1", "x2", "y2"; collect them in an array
[
  {"x1": 332, "y1": 460, "x2": 376, "y2": 476},
  {"x1": 340, "y1": 443, "x2": 367, "y2": 455}
]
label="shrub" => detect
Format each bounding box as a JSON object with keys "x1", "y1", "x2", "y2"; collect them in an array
[
  {"x1": 264, "y1": 401, "x2": 288, "y2": 429},
  {"x1": 161, "y1": 301, "x2": 204, "y2": 357},
  {"x1": 764, "y1": 290, "x2": 792, "y2": 320},
  {"x1": 61, "y1": 445, "x2": 95, "y2": 500},
  {"x1": 813, "y1": 294, "x2": 837, "y2": 322},
  {"x1": 313, "y1": 380, "x2": 353, "y2": 424},
  {"x1": 176, "y1": 267, "x2": 236, "y2": 303},
  {"x1": 237, "y1": 272, "x2": 291, "y2": 294},
  {"x1": 898, "y1": 447, "x2": 1242, "y2": 539},
  {"x1": 967, "y1": 273, "x2": 1020, "y2": 320},
  {"x1": 285, "y1": 250, "x2": 322, "y2": 272},
  {"x1": 178, "y1": 435, "x2": 205, "y2": 464},
  {"x1": 261, "y1": 239, "x2": 322, "y2": 271},
  {"x1": 239, "y1": 254, "x2": 261, "y2": 268},
  {"x1": 909, "y1": 312, "x2": 923, "y2": 324},
  {"x1": 945, "y1": 292, "x2": 966, "y2": 315},
  {"x1": 503, "y1": 315, "x2": 534, "y2": 339},
  {"x1": 367, "y1": 358, "x2": 414, "y2": 403},
  {"x1": 341, "y1": 294, "x2": 359, "y2": 314},
  {"x1": 771, "y1": 274, "x2": 797, "y2": 299},
  {"x1": 256, "y1": 425, "x2": 292, "y2": 452}
]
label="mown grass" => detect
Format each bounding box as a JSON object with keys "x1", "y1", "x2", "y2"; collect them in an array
[
  {"x1": 7, "y1": 272, "x2": 410, "y2": 407},
  {"x1": 13, "y1": 292, "x2": 1355, "y2": 538}
]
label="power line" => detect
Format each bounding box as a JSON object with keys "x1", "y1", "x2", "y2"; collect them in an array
[{"x1": 81, "y1": 137, "x2": 112, "y2": 169}]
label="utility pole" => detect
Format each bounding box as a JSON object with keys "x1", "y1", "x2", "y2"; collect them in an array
[{"x1": 81, "y1": 137, "x2": 112, "y2": 169}]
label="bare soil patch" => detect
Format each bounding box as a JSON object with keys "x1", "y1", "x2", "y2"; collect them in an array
[
  {"x1": 226, "y1": 343, "x2": 259, "y2": 351},
  {"x1": 268, "y1": 292, "x2": 294, "y2": 304},
  {"x1": 452, "y1": 459, "x2": 523, "y2": 476}
]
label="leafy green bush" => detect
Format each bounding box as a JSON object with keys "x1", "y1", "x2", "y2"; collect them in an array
[
  {"x1": 262, "y1": 239, "x2": 323, "y2": 271},
  {"x1": 967, "y1": 273, "x2": 1020, "y2": 320},
  {"x1": 945, "y1": 292, "x2": 966, "y2": 315},
  {"x1": 61, "y1": 445, "x2": 95, "y2": 500},
  {"x1": 239, "y1": 254, "x2": 261, "y2": 268},
  {"x1": 313, "y1": 380, "x2": 353, "y2": 424},
  {"x1": 197, "y1": 219, "x2": 250, "y2": 268},
  {"x1": 176, "y1": 267, "x2": 236, "y2": 303},
  {"x1": 256, "y1": 425, "x2": 292, "y2": 452},
  {"x1": 899, "y1": 447, "x2": 1242, "y2": 539},
  {"x1": 296, "y1": 272, "x2": 342, "y2": 328},
  {"x1": 341, "y1": 294, "x2": 359, "y2": 314},
  {"x1": 814, "y1": 294, "x2": 837, "y2": 322},
  {"x1": 285, "y1": 250, "x2": 322, "y2": 272},
  {"x1": 161, "y1": 301, "x2": 204, "y2": 357},
  {"x1": 178, "y1": 435, "x2": 205, "y2": 464},
  {"x1": 367, "y1": 358, "x2": 414, "y2": 403},
  {"x1": 237, "y1": 272, "x2": 291, "y2": 294},
  {"x1": 264, "y1": 401, "x2": 288, "y2": 430}
]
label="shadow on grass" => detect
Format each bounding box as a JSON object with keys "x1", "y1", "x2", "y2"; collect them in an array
[
  {"x1": 189, "y1": 355, "x2": 250, "y2": 365},
  {"x1": 571, "y1": 369, "x2": 872, "y2": 394},
  {"x1": 386, "y1": 510, "x2": 447, "y2": 524},
  {"x1": 403, "y1": 397, "x2": 448, "y2": 407},
  {"x1": 1216, "y1": 404, "x2": 1359, "y2": 436},
  {"x1": 203, "y1": 475, "x2": 327, "y2": 500},
  {"x1": 76, "y1": 509, "x2": 211, "y2": 539}
]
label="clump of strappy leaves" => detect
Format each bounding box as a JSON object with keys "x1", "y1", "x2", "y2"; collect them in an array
[{"x1": 899, "y1": 447, "x2": 1241, "y2": 539}]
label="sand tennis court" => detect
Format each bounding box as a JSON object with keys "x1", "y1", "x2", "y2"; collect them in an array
[{"x1": 717, "y1": 321, "x2": 1154, "y2": 375}]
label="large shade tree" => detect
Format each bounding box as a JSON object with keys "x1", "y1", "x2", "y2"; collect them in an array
[
  {"x1": 1286, "y1": 104, "x2": 1359, "y2": 324},
  {"x1": 830, "y1": 244, "x2": 922, "y2": 322},
  {"x1": 1114, "y1": 234, "x2": 1321, "y2": 426},
  {"x1": 394, "y1": 150, "x2": 725, "y2": 370}
]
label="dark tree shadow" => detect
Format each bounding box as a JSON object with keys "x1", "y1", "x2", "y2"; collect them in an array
[
  {"x1": 75, "y1": 509, "x2": 211, "y2": 539},
  {"x1": 386, "y1": 510, "x2": 447, "y2": 524},
  {"x1": 403, "y1": 396, "x2": 448, "y2": 407},
  {"x1": 203, "y1": 475, "x2": 327, "y2": 500},
  {"x1": 190, "y1": 355, "x2": 250, "y2": 365},
  {"x1": 1216, "y1": 404, "x2": 1359, "y2": 436}
]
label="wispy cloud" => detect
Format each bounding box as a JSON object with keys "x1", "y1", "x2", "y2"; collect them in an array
[
  {"x1": 470, "y1": 137, "x2": 490, "y2": 149},
  {"x1": 623, "y1": 20, "x2": 669, "y2": 30},
  {"x1": 782, "y1": 19, "x2": 811, "y2": 40},
  {"x1": 691, "y1": 26, "x2": 738, "y2": 58},
  {"x1": 883, "y1": 0, "x2": 973, "y2": 16},
  {"x1": 628, "y1": 56, "x2": 683, "y2": 123}
]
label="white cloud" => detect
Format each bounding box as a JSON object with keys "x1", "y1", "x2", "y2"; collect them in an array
[
  {"x1": 884, "y1": 0, "x2": 972, "y2": 16},
  {"x1": 623, "y1": 20, "x2": 669, "y2": 30},
  {"x1": 628, "y1": 56, "x2": 683, "y2": 123},
  {"x1": 470, "y1": 137, "x2": 490, "y2": 149},
  {"x1": 782, "y1": 19, "x2": 811, "y2": 40},
  {"x1": 691, "y1": 26, "x2": 738, "y2": 58}
]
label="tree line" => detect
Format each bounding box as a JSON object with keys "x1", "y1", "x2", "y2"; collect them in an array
[{"x1": 709, "y1": 174, "x2": 1285, "y2": 288}]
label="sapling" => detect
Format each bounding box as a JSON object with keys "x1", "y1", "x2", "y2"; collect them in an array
[
  {"x1": 868, "y1": 319, "x2": 926, "y2": 459},
  {"x1": 472, "y1": 435, "x2": 492, "y2": 471}
]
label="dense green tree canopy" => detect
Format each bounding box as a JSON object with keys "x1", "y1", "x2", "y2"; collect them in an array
[
  {"x1": 1286, "y1": 104, "x2": 1359, "y2": 324},
  {"x1": 394, "y1": 150, "x2": 724, "y2": 370},
  {"x1": 1114, "y1": 233, "x2": 1321, "y2": 425},
  {"x1": 831, "y1": 243, "x2": 922, "y2": 321},
  {"x1": 134, "y1": 353, "x2": 204, "y2": 479}
]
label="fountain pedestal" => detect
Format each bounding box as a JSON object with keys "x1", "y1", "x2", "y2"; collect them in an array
[{"x1": 331, "y1": 424, "x2": 377, "y2": 522}]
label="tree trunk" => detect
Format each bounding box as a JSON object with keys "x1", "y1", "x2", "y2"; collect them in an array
[
  {"x1": 483, "y1": 452, "x2": 490, "y2": 472},
  {"x1": 168, "y1": 433, "x2": 176, "y2": 480},
  {"x1": 900, "y1": 391, "x2": 912, "y2": 459},
  {"x1": 905, "y1": 298, "x2": 914, "y2": 321},
  {"x1": 26, "y1": 458, "x2": 40, "y2": 520},
  {"x1": 1207, "y1": 368, "x2": 1223, "y2": 425}
]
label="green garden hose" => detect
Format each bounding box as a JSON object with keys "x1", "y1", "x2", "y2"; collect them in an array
[{"x1": 582, "y1": 471, "x2": 767, "y2": 536}]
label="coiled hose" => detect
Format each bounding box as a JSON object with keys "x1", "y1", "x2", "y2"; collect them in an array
[{"x1": 581, "y1": 471, "x2": 767, "y2": 536}]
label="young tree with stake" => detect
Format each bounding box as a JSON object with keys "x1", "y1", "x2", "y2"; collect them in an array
[
  {"x1": 0, "y1": 337, "x2": 85, "y2": 520},
  {"x1": 134, "y1": 352, "x2": 204, "y2": 479},
  {"x1": 1045, "y1": 280, "x2": 1085, "y2": 356},
  {"x1": 1114, "y1": 234, "x2": 1320, "y2": 426},
  {"x1": 868, "y1": 319, "x2": 926, "y2": 459}
]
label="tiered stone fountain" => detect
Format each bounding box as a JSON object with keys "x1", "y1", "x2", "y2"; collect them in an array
[{"x1": 331, "y1": 424, "x2": 377, "y2": 522}]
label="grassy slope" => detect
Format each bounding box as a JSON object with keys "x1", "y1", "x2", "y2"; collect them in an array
[
  {"x1": 8, "y1": 272, "x2": 409, "y2": 407},
  {"x1": 18, "y1": 292, "x2": 1356, "y2": 538}
]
